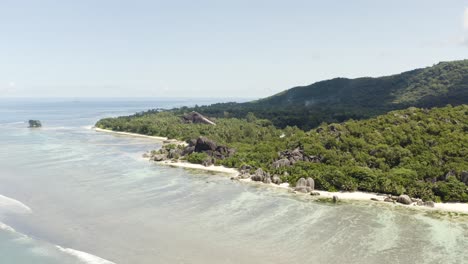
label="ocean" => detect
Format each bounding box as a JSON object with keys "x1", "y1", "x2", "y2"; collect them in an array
[{"x1": 0, "y1": 98, "x2": 466, "y2": 264}]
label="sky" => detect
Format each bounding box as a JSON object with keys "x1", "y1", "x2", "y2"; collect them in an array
[{"x1": 1, "y1": 0, "x2": 467, "y2": 98}]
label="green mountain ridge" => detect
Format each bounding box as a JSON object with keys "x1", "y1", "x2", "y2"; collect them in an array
[
  {"x1": 191, "y1": 59, "x2": 468, "y2": 129},
  {"x1": 258, "y1": 60, "x2": 467, "y2": 106}
]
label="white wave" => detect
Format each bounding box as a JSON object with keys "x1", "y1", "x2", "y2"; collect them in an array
[
  {"x1": 0, "y1": 221, "x2": 32, "y2": 242},
  {"x1": 0, "y1": 218, "x2": 115, "y2": 264},
  {"x1": 0, "y1": 221, "x2": 16, "y2": 232},
  {"x1": 56, "y1": 246, "x2": 116, "y2": 264},
  {"x1": 0, "y1": 194, "x2": 32, "y2": 214}
]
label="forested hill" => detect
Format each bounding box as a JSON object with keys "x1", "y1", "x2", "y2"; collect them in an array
[
  {"x1": 183, "y1": 60, "x2": 468, "y2": 129},
  {"x1": 96, "y1": 105, "x2": 468, "y2": 202}
]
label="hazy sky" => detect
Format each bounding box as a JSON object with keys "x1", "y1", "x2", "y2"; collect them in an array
[{"x1": 1, "y1": 0, "x2": 467, "y2": 98}]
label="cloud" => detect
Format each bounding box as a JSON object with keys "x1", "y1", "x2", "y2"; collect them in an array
[{"x1": 465, "y1": 8, "x2": 468, "y2": 29}]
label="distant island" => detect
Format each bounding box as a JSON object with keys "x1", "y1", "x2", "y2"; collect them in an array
[{"x1": 96, "y1": 60, "x2": 468, "y2": 204}]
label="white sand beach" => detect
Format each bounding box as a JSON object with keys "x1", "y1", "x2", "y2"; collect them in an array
[
  {"x1": 239, "y1": 178, "x2": 468, "y2": 213},
  {"x1": 156, "y1": 160, "x2": 238, "y2": 175},
  {"x1": 93, "y1": 127, "x2": 187, "y2": 145}
]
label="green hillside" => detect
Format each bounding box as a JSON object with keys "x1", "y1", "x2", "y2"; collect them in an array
[{"x1": 189, "y1": 60, "x2": 468, "y2": 129}]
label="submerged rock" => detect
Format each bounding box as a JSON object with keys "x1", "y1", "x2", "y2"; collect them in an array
[{"x1": 332, "y1": 195, "x2": 339, "y2": 203}]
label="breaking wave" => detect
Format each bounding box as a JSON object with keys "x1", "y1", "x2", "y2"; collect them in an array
[
  {"x1": 56, "y1": 246, "x2": 116, "y2": 264},
  {"x1": 0, "y1": 195, "x2": 115, "y2": 264}
]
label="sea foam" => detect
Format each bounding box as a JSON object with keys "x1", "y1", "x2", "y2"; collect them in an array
[
  {"x1": 56, "y1": 246, "x2": 116, "y2": 264},
  {"x1": 0, "y1": 221, "x2": 16, "y2": 233},
  {"x1": 0, "y1": 194, "x2": 32, "y2": 214}
]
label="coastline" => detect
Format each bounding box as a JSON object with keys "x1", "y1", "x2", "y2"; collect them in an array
[
  {"x1": 154, "y1": 159, "x2": 468, "y2": 214},
  {"x1": 156, "y1": 160, "x2": 238, "y2": 175},
  {"x1": 94, "y1": 127, "x2": 468, "y2": 215},
  {"x1": 93, "y1": 127, "x2": 186, "y2": 145}
]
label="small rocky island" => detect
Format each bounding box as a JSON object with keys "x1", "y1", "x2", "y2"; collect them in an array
[{"x1": 28, "y1": 120, "x2": 42, "y2": 128}]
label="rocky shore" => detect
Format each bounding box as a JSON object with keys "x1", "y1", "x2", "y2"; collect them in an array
[{"x1": 144, "y1": 140, "x2": 468, "y2": 214}]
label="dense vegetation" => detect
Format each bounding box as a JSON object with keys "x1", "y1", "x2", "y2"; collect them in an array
[
  {"x1": 96, "y1": 105, "x2": 468, "y2": 202},
  {"x1": 96, "y1": 60, "x2": 468, "y2": 202},
  {"x1": 172, "y1": 60, "x2": 468, "y2": 130}
]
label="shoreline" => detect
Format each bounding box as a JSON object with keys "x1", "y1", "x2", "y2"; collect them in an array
[
  {"x1": 93, "y1": 126, "x2": 468, "y2": 215},
  {"x1": 93, "y1": 127, "x2": 186, "y2": 145},
  {"x1": 153, "y1": 159, "x2": 468, "y2": 214},
  {"x1": 156, "y1": 160, "x2": 238, "y2": 175}
]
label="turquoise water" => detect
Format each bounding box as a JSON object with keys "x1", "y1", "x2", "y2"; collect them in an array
[{"x1": 0, "y1": 98, "x2": 467, "y2": 264}]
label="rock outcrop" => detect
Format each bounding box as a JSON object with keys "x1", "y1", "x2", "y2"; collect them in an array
[
  {"x1": 153, "y1": 154, "x2": 168, "y2": 161},
  {"x1": 251, "y1": 168, "x2": 272, "y2": 184},
  {"x1": 305, "y1": 178, "x2": 315, "y2": 190},
  {"x1": 271, "y1": 175, "x2": 282, "y2": 184},
  {"x1": 272, "y1": 158, "x2": 291, "y2": 169},
  {"x1": 194, "y1": 137, "x2": 217, "y2": 152},
  {"x1": 396, "y1": 195, "x2": 412, "y2": 205},
  {"x1": 332, "y1": 195, "x2": 339, "y2": 203},
  {"x1": 460, "y1": 171, "x2": 468, "y2": 185},
  {"x1": 182, "y1": 111, "x2": 216, "y2": 125},
  {"x1": 294, "y1": 177, "x2": 315, "y2": 193},
  {"x1": 188, "y1": 137, "x2": 235, "y2": 160},
  {"x1": 273, "y1": 148, "x2": 321, "y2": 168},
  {"x1": 441, "y1": 170, "x2": 456, "y2": 181},
  {"x1": 28, "y1": 120, "x2": 42, "y2": 128}
]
